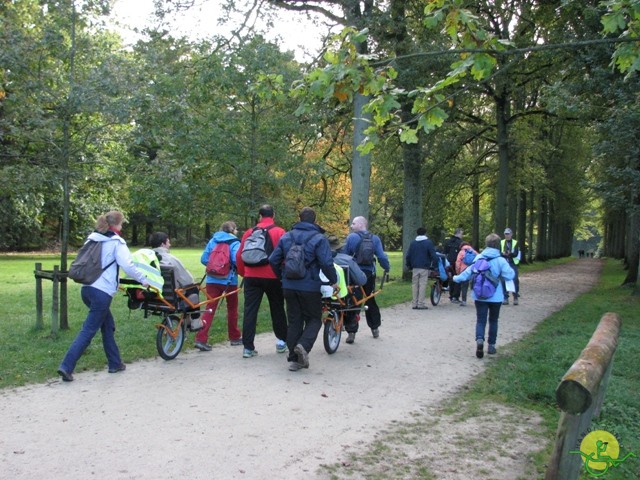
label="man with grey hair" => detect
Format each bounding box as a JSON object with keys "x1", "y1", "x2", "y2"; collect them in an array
[{"x1": 342, "y1": 216, "x2": 390, "y2": 340}]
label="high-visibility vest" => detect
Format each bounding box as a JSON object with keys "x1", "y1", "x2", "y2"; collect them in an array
[
  {"x1": 123, "y1": 248, "x2": 164, "y2": 292},
  {"x1": 500, "y1": 239, "x2": 520, "y2": 265},
  {"x1": 320, "y1": 263, "x2": 348, "y2": 299}
]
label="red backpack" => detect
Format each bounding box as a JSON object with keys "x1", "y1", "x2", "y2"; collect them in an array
[{"x1": 206, "y1": 240, "x2": 238, "y2": 279}]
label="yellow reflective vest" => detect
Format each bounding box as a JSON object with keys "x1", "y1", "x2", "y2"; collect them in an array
[
  {"x1": 123, "y1": 248, "x2": 164, "y2": 292},
  {"x1": 500, "y1": 239, "x2": 520, "y2": 265}
]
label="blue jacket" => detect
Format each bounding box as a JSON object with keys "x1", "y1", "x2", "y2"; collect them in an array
[
  {"x1": 453, "y1": 247, "x2": 515, "y2": 302},
  {"x1": 405, "y1": 236, "x2": 438, "y2": 270},
  {"x1": 342, "y1": 231, "x2": 390, "y2": 273},
  {"x1": 201, "y1": 231, "x2": 241, "y2": 286},
  {"x1": 269, "y1": 222, "x2": 338, "y2": 293}
]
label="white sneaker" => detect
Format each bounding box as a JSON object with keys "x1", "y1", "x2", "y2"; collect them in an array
[{"x1": 276, "y1": 339, "x2": 287, "y2": 353}]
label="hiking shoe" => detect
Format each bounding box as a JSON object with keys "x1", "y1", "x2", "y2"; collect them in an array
[
  {"x1": 513, "y1": 297, "x2": 519, "y2": 306},
  {"x1": 288, "y1": 361, "x2": 302, "y2": 371},
  {"x1": 459, "y1": 301, "x2": 466, "y2": 307},
  {"x1": 293, "y1": 344, "x2": 309, "y2": 368},
  {"x1": 108, "y1": 363, "x2": 126, "y2": 374},
  {"x1": 476, "y1": 340, "x2": 484, "y2": 359},
  {"x1": 488, "y1": 344, "x2": 497, "y2": 355},
  {"x1": 502, "y1": 299, "x2": 509, "y2": 305},
  {"x1": 57, "y1": 369, "x2": 74, "y2": 382},
  {"x1": 346, "y1": 332, "x2": 356, "y2": 344},
  {"x1": 230, "y1": 338, "x2": 243, "y2": 346},
  {"x1": 276, "y1": 339, "x2": 287, "y2": 353},
  {"x1": 372, "y1": 328, "x2": 380, "y2": 338},
  {"x1": 243, "y1": 348, "x2": 258, "y2": 358},
  {"x1": 194, "y1": 342, "x2": 212, "y2": 352}
]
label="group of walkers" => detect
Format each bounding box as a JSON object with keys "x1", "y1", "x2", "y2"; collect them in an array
[
  {"x1": 57, "y1": 206, "x2": 524, "y2": 382},
  {"x1": 405, "y1": 226, "x2": 521, "y2": 359},
  {"x1": 58, "y1": 206, "x2": 390, "y2": 381}
]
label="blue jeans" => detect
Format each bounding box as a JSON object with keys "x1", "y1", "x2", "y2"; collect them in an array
[
  {"x1": 59, "y1": 286, "x2": 122, "y2": 373},
  {"x1": 474, "y1": 301, "x2": 502, "y2": 345}
]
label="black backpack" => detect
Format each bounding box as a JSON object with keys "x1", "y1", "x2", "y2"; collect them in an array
[
  {"x1": 68, "y1": 240, "x2": 116, "y2": 284},
  {"x1": 283, "y1": 233, "x2": 308, "y2": 279},
  {"x1": 355, "y1": 232, "x2": 375, "y2": 265}
]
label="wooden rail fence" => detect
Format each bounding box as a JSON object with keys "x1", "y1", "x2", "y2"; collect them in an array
[
  {"x1": 34, "y1": 263, "x2": 69, "y2": 335},
  {"x1": 545, "y1": 312, "x2": 621, "y2": 480}
]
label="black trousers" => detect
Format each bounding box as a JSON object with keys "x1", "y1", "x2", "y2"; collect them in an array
[
  {"x1": 242, "y1": 277, "x2": 288, "y2": 351},
  {"x1": 283, "y1": 289, "x2": 323, "y2": 361},
  {"x1": 362, "y1": 270, "x2": 382, "y2": 331}
]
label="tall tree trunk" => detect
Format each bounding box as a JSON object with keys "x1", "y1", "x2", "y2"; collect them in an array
[
  {"x1": 495, "y1": 87, "x2": 510, "y2": 232},
  {"x1": 350, "y1": 92, "x2": 372, "y2": 221},
  {"x1": 623, "y1": 203, "x2": 639, "y2": 285},
  {"x1": 537, "y1": 195, "x2": 548, "y2": 260},
  {"x1": 401, "y1": 103, "x2": 423, "y2": 278},
  {"x1": 472, "y1": 174, "x2": 480, "y2": 250},
  {"x1": 528, "y1": 188, "x2": 535, "y2": 262},
  {"x1": 518, "y1": 189, "x2": 527, "y2": 264}
]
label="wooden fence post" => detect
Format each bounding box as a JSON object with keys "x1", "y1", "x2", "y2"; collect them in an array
[
  {"x1": 51, "y1": 265, "x2": 59, "y2": 336},
  {"x1": 545, "y1": 312, "x2": 621, "y2": 480},
  {"x1": 35, "y1": 263, "x2": 44, "y2": 330}
]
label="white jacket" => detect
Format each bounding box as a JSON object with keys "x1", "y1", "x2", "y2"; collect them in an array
[{"x1": 86, "y1": 232, "x2": 148, "y2": 296}]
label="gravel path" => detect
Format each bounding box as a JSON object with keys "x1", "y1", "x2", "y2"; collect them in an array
[{"x1": 0, "y1": 259, "x2": 602, "y2": 479}]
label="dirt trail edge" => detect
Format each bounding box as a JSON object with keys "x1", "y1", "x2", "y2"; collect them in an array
[{"x1": 1, "y1": 260, "x2": 601, "y2": 480}]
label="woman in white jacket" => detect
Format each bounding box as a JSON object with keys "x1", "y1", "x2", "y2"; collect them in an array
[{"x1": 58, "y1": 211, "x2": 149, "y2": 382}]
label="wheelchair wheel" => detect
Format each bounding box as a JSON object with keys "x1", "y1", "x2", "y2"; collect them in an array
[
  {"x1": 156, "y1": 314, "x2": 185, "y2": 360},
  {"x1": 430, "y1": 281, "x2": 442, "y2": 306},
  {"x1": 323, "y1": 310, "x2": 341, "y2": 354}
]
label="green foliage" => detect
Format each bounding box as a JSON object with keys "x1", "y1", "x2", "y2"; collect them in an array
[{"x1": 601, "y1": 0, "x2": 640, "y2": 76}]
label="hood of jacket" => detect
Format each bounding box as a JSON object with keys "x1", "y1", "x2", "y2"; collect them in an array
[
  {"x1": 87, "y1": 231, "x2": 125, "y2": 244},
  {"x1": 212, "y1": 231, "x2": 238, "y2": 243},
  {"x1": 480, "y1": 247, "x2": 501, "y2": 260},
  {"x1": 291, "y1": 221, "x2": 325, "y2": 235}
]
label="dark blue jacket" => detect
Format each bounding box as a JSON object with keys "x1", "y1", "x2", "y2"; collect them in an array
[
  {"x1": 269, "y1": 222, "x2": 338, "y2": 293},
  {"x1": 342, "y1": 231, "x2": 390, "y2": 273},
  {"x1": 405, "y1": 236, "x2": 438, "y2": 270}
]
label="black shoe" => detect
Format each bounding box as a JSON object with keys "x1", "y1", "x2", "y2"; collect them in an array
[
  {"x1": 346, "y1": 332, "x2": 356, "y2": 344},
  {"x1": 372, "y1": 328, "x2": 380, "y2": 338},
  {"x1": 108, "y1": 363, "x2": 126, "y2": 374},
  {"x1": 57, "y1": 369, "x2": 74, "y2": 382},
  {"x1": 194, "y1": 342, "x2": 212, "y2": 352},
  {"x1": 476, "y1": 340, "x2": 484, "y2": 359}
]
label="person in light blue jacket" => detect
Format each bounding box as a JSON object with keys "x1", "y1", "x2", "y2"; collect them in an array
[
  {"x1": 195, "y1": 221, "x2": 241, "y2": 351},
  {"x1": 453, "y1": 233, "x2": 515, "y2": 359}
]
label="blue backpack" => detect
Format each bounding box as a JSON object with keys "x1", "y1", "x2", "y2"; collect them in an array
[
  {"x1": 462, "y1": 248, "x2": 477, "y2": 266},
  {"x1": 471, "y1": 258, "x2": 500, "y2": 300},
  {"x1": 437, "y1": 255, "x2": 449, "y2": 282}
]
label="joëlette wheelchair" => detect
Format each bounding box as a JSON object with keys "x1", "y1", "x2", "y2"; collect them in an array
[
  {"x1": 120, "y1": 267, "x2": 239, "y2": 360},
  {"x1": 321, "y1": 266, "x2": 387, "y2": 354}
]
